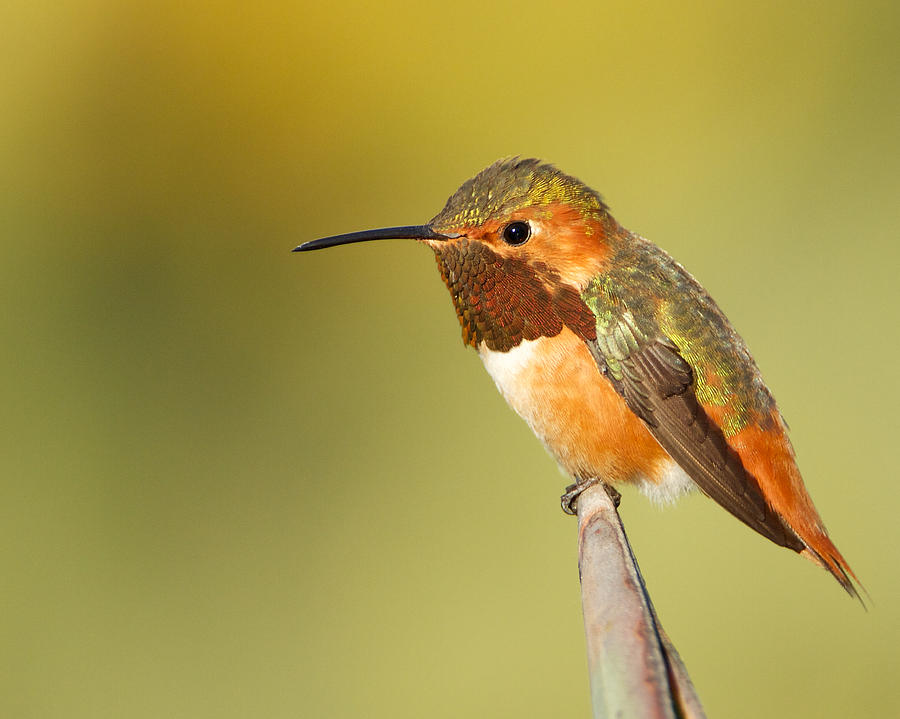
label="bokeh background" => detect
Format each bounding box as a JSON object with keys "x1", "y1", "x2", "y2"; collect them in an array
[{"x1": 3, "y1": 1, "x2": 898, "y2": 717}]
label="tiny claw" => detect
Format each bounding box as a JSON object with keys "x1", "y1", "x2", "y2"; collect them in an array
[
  {"x1": 605, "y1": 483, "x2": 622, "y2": 508},
  {"x1": 561, "y1": 483, "x2": 581, "y2": 515},
  {"x1": 560, "y1": 478, "x2": 620, "y2": 514}
]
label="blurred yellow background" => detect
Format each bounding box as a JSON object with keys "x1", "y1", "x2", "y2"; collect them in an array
[{"x1": 2, "y1": 1, "x2": 898, "y2": 716}]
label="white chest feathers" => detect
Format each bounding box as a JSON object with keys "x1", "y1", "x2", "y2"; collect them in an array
[{"x1": 478, "y1": 339, "x2": 542, "y2": 406}]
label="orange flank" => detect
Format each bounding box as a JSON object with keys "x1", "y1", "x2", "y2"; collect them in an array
[{"x1": 479, "y1": 328, "x2": 689, "y2": 496}]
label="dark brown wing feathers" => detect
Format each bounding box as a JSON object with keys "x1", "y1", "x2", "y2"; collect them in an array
[{"x1": 589, "y1": 337, "x2": 805, "y2": 552}]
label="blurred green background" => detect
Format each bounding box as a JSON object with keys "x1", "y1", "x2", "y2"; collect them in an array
[{"x1": 2, "y1": 1, "x2": 898, "y2": 716}]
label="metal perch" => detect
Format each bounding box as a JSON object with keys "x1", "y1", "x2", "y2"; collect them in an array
[{"x1": 576, "y1": 483, "x2": 706, "y2": 719}]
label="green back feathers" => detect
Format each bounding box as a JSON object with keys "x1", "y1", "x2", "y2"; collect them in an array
[{"x1": 581, "y1": 237, "x2": 776, "y2": 437}]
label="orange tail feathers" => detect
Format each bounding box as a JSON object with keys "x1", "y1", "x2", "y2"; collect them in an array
[
  {"x1": 799, "y1": 530, "x2": 864, "y2": 603},
  {"x1": 727, "y1": 415, "x2": 864, "y2": 602}
]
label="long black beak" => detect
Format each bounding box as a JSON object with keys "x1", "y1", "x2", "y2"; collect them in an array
[{"x1": 293, "y1": 225, "x2": 458, "y2": 252}]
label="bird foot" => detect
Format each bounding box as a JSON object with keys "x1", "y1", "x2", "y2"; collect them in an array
[{"x1": 560, "y1": 479, "x2": 620, "y2": 515}]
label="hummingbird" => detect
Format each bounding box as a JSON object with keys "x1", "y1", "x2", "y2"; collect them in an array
[{"x1": 295, "y1": 157, "x2": 860, "y2": 598}]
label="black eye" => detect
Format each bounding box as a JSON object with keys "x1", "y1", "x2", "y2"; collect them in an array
[{"x1": 502, "y1": 221, "x2": 531, "y2": 246}]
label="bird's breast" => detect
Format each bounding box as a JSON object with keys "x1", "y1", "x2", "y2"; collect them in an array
[{"x1": 478, "y1": 327, "x2": 693, "y2": 500}]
